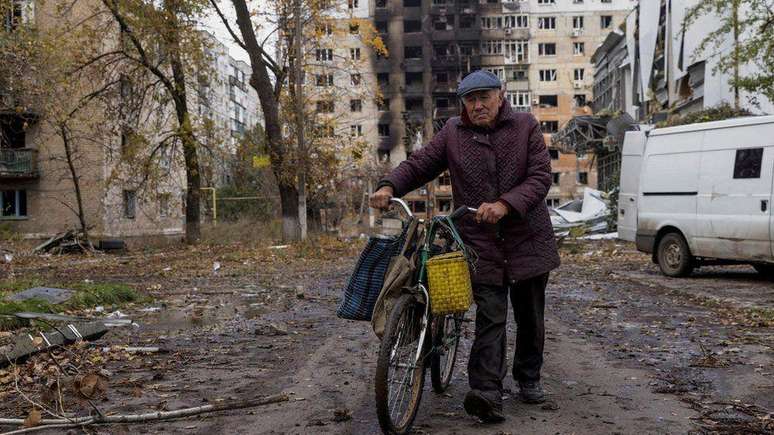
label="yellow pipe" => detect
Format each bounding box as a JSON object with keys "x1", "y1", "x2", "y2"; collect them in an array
[{"x1": 200, "y1": 187, "x2": 217, "y2": 226}]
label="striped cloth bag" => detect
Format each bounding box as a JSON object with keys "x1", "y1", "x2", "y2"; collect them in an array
[{"x1": 337, "y1": 233, "x2": 405, "y2": 321}]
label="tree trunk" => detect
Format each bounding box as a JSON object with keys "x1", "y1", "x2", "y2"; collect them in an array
[
  {"x1": 166, "y1": 1, "x2": 201, "y2": 244},
  {"x1": 60, "y1": 124, "x2": 91, "y2": 246},
  {"x1": 278, "y1": 182, "x2": 299, "y2": 240},
  {"x1": 231, "y1": 0, "x2": 299, "y2": 242}
]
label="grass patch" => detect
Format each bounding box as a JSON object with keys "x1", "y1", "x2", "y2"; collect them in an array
[{"x1": 0, "y1": 281, "x2": 144, "y2": 331}]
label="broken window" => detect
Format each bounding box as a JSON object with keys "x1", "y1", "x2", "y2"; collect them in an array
[
  {"x1": 733, "y1": 148, "x2": 763, "y2": 179},
  {"x1": 574, "y1": 94, "x2": 587, "y2": 106},
  {"x1": 578, "y1": 172, "x2": 588, "y2": 184},
  {"x1": 600, "y1": 15, "x2": 612, "y2": 29},
  {"x1": 459, "y1": 15, "x2": 475, "y2": 29},
  {"x1": 0, "y1": 116, "x2": 27, "y2": 148},
  {"x1": 541, "y1": 121, "x2": 559, "y2": 133},
  {"x1": 538, "y1": 43, "x2": 556, "y2": 56},
  {"x1": 375, "y1": 20, "x2": 387, "y2": 33},
  {"x1": 123, "y1": 190, "x2": 136, "y2": 219},
  {"x1": 405, "y1": 97, "x2": 423, "y2": 111},
  {"x1": 437, "y1": 199, "x2": 452, "y2": 213},
  {"x1": 549, "y1": 149, "x2": 559, "y2": 160},
  {"x1": 404, "y1": 20, "x2": 421, "y2": 33},
  {"x1": 405, "y1": 72, "x2": 423, "y2": 85},
  {"x1": 350, "y1": 99, "x2": 362, "y2": 112},
  {"x1": 378, "y1": 123, "x2": 390, "y2": 137},
  {"x1": 0, "y1": 190, "x2": 26, "y2": 218},
  {"x1": 377, "y1": 98, "x2": 390, "y2": 111},
  {"x1": 351, "y1": 73, "x2": 361, "y2": 85},
  {"x1": 404, "y1": 46, "x2": 422, "y2": 59},
  {"x1": 409, "y1": 200, "x2": 426, "y2": 213},
  {"x1": 552, "y1": 173, "x2": 560, "y2": 185},
  {"x1": 350, "y1": 124, "x2": 363, "y2": 136}
]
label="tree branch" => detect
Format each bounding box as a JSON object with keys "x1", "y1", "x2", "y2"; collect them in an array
[{"x1": 209, "y1": 0, "x2": 247, "y2": 51}]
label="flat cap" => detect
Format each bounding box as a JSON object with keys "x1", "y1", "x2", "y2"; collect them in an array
[{"x1": 456, "y1": 70, "x2": 502, "y2": 98}]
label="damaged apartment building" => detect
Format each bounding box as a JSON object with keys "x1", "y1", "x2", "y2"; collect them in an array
[
  {"x1": 1, "y1": 0, "x2": 260, "y2": 245},
  {"x1": 308, "y1": 0, "x2": 634, "y2": 217},
  {"x1": 554, "y1": 0, "x2": 773, "y2": 192}
]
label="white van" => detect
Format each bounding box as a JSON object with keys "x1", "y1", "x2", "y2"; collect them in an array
[{"x1": 618, "y1": 115, "x2": 774, "y2": 278}]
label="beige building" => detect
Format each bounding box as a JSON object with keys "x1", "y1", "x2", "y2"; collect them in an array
[
  {"x1": 0, "y1": 0, "x2": 242, "y2": 245},
  {"x1": 529, "y1": 0, "x2": 633, "y2": 204}
]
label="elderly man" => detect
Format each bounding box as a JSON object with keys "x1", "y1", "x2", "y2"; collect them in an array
[{"x1": 370, "y1": 70, "x2": 560, "y2": 423}]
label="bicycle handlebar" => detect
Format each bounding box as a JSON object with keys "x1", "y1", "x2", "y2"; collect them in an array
[
  {"x1": 448, "y1": 206, "x2": 478, "y2": 221},
  {"x1": 388, "y1": 197, "x2": 413, "y2": 218}
]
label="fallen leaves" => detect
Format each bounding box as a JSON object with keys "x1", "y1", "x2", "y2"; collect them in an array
[
  {"x1": 22, "y1": 407, "x2": 41, "y2": 427},
  {"x1": 77, "y1": 372, "x2": 108, "y2": 399}
]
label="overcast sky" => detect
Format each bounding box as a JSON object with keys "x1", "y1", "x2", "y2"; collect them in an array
[{"x1": 200, "y1": 1, "x2": 268, "y2": 63}]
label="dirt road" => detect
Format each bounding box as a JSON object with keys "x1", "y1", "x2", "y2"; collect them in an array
[{"x1": 1, "y1": 239, "x2": 771, "y2": 434}]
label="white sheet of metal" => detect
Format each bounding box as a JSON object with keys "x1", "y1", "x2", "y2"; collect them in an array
[
  {"x1": 638, "y1": 0, "x2": 661, "y2": 101},
  {"x1": 669, "y1": 0, "x2": 687, "y2": 80},
  {"x1": 625, "y1": 10, "x2": 637, "y2": 102}
]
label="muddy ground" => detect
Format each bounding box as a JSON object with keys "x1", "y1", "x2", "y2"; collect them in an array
[{"x1": 0, "y1": 239, "x2": 772, "y2": 434}]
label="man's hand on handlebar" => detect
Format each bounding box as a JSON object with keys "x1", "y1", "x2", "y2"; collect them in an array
[
  {"x1": 369, "y1": 186, "x2": 394, "y2": 210},
  {"x1": 475, "y1": 201, "x2": 509, "y2": 224}
]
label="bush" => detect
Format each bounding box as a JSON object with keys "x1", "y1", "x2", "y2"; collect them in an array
[{"x1": 658, "y1": 103, "x2": 754, "y2": 128}]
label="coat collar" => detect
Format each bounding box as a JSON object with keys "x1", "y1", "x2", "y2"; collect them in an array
[{"x1": 459, "y1": 100, "x2": 515, "y2": 131}]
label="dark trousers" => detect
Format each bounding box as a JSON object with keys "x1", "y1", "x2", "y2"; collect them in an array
[{"x1": 467, "y1": 273, "x2": 548, "y2": 394}]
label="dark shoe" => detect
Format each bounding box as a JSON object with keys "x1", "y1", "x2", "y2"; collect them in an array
[
  {"x1": 463, "y1": 389, "x2": 505, "y2": 423},
  {"x1": 519, "y1": 381, "x2": 546, "y2": 404}
]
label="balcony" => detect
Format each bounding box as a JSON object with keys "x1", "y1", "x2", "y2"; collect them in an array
[
  {"x1": 0, "y1": 149, "x2": 39, "y2": 179},
  {"x1": 432, "y1": 55, "x2": 461, "y2": 69}
]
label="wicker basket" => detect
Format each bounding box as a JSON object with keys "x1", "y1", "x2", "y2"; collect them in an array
[{"x1": 426, "y1": 251, "x2": 473, "y2": 314}]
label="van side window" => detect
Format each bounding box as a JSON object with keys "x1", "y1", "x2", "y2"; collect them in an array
[{"x1": 733, "y1": 148, "x2": 763, "y2": 179}]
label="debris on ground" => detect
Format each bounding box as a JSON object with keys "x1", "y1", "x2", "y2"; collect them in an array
[
  {"x1": 0, "y1": 321, "x2": 109, "y2": 368},
  {"x1": 5, "y1": 287, "x2": 74, "y2": 304},
  {"x1": 32, "y1": 230, "x2": 93, "y2": 254},
  {"x1": 550, "y1": 188, "x2": 610, "y2": 236}
]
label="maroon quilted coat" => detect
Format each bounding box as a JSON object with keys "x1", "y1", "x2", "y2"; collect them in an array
[{"x1": 380, "y1": 101, "x2": 561, "y2": 286}]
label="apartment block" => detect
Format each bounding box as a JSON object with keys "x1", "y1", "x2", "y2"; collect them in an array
[
  {"x1": 196, "y1": 32, "x2": 263, "y2": 188},
  {"x1": 0, "y1": 2, "x2": 259, "y2": 244}
]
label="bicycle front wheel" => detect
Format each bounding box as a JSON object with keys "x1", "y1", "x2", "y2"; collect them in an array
[
  {"x1": 375, "y1": 293, "x2": 426, "y2": 434},
  {"x1": 430, "y1": 313, "x2": 462, "y2": 393}
]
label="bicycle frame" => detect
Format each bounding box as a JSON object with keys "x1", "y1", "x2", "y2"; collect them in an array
[{"x1": 387, "y1": 198, "x2": 476, "y2": 367}]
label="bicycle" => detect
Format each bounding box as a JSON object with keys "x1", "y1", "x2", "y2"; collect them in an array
[{"x1": 374, "y1": 198, "x2": 477, "y2": 434}]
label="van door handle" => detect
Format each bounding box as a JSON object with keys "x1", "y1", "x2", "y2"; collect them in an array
[{"x1": 762, "y1": 200, "x2": 769, "y2": 212}]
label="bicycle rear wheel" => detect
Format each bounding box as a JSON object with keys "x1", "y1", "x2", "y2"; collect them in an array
[
  {"x1": 375, "y1": 293, "x2": 426, "y2": 434},
  {"x1": 430, "y1": 313, "x2": 462, "y2": 393}
]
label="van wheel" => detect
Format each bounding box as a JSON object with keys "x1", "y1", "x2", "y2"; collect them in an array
[
  {"x1": 753, "y1": 264, "x2": 774, "y2": 280},
  {"x1": 657, "y1": 233, "x2": 693, "y2": 277}
]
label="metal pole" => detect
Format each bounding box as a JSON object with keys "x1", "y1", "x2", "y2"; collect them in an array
[
  {"x1": 199, "y1": 187, "x2": 217, "y2": 226},
  {"x1": 294, "y1": 0, "x2": 307, "y2": 240}
]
